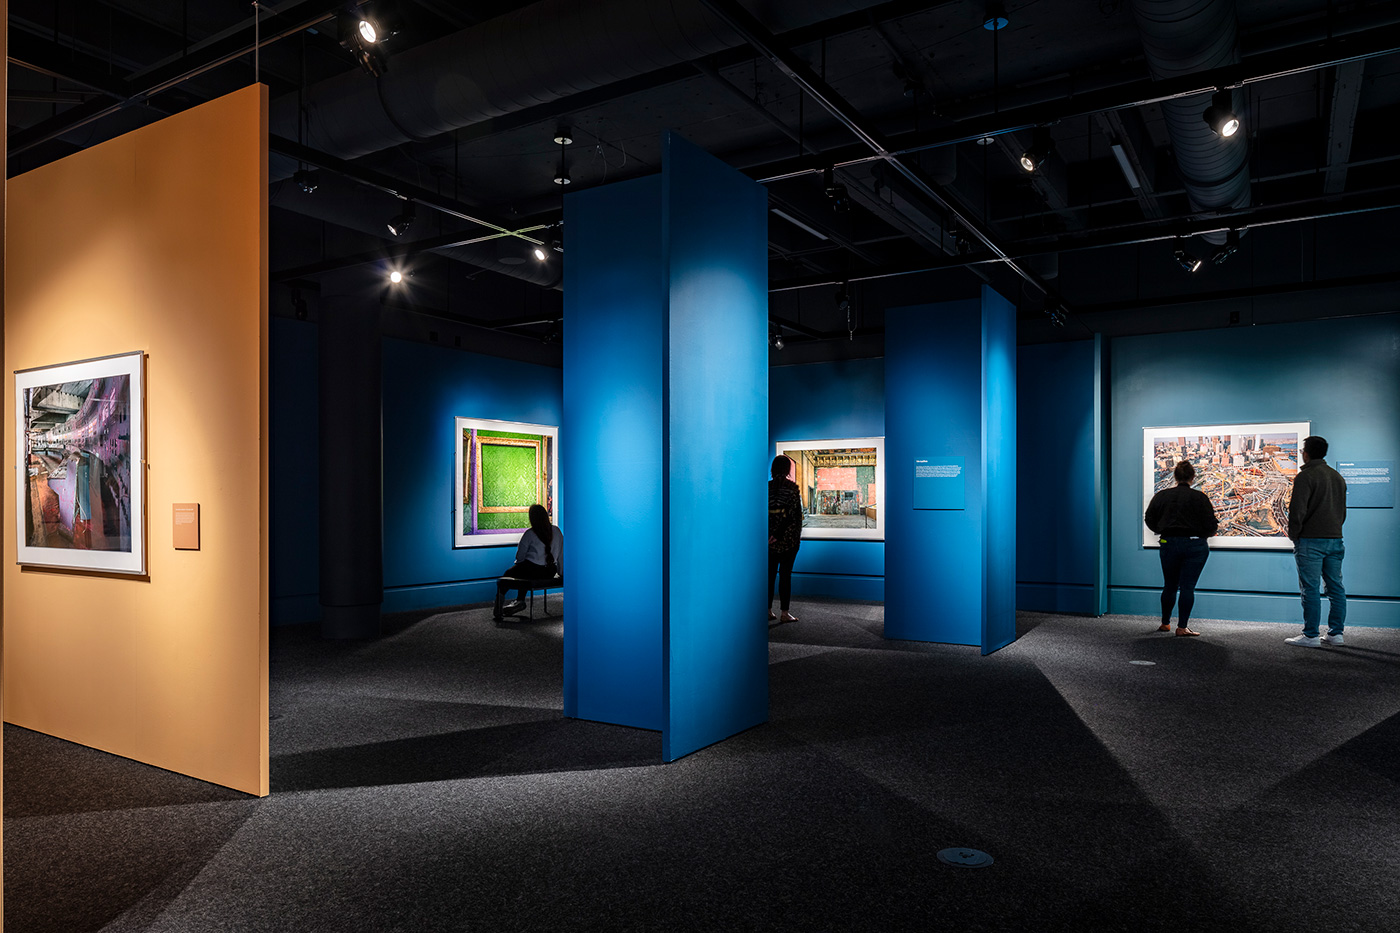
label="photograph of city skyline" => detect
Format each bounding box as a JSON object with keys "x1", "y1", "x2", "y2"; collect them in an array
[{"x1": 1142, "y1": 422, "x2": 1310, "y2": 550}]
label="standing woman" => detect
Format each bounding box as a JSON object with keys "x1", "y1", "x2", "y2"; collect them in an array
[
  {"x1": 768, "y1": 455, "x2": 803, "y2": 623},
  {"x1": 1144, "y1": 460, "x2": 1219, "y2": 636}
]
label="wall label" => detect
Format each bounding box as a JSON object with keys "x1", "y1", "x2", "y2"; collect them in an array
[
  {"x1": 173, "y1": 502, "x2": 200, "y2": 550},
  {"x1": 1338, "y1": 460, "x2": 1394, "y2": 508},
  {"x1": 913, "y1": 456, "x2": 965, "y2": 510}
]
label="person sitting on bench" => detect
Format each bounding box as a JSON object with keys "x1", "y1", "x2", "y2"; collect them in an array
[{"x1": 493, "y1": 503, "x2": 563, "y2": 621}]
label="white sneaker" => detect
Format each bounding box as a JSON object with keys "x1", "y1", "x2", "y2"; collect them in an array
[
  {"x1": 1285, "y1": 634, "x2": 1323, "y2": 648},
  {"x1": 1321, "y1": 633, "x2": 1346, "y2": 646}
]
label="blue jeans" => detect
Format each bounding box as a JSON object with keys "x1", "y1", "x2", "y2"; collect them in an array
[
  {"x1": 1294, "y1": 538, "x2": 1346, "y2": 637},
  {"x1": 1159, "y1": 537, "x2": 1210, "y2": 626}
]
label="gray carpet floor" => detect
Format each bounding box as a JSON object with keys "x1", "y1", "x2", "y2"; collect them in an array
[{"x1": 6, "y1": 601, "x2": 1400, "y2": 932}]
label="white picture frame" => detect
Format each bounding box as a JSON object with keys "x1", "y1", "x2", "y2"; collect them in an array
[
  {"x1": 774, "y1": 437, "x2": 885, "y2": 541},
  {"x1": 1142, "y1": 421, "x2": 1310, "y2": 550},
  {"x1": 15, "y1": 351, "x2": 146, "y2": 574},
  {"x1": 454, "y1": 416, "x2": 559, "y2": 548}
]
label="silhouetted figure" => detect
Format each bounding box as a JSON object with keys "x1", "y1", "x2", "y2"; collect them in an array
[
  {"x1": 1144, "y1": 460, "x2": 1219, "y2": 636},
  {"x1": 493, "y1": 504, "x2": 562, "y2": 621},
  {"x1": 1285, "y1": 435, "x2": 1348, "y2": 648},
  {"x1": 768, "y1": 455, "x2": 802, "y2": 624}
]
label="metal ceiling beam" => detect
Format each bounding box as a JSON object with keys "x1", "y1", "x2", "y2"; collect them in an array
[
  {"x1": 7, "y1": 27, "x2": 136, "y2": 98},
  {"x1": 7, "y1": 0, "x2": 350, "y2": 157},
  {"x1": 747, "y1": 21, "x2": 1400, "y2": 185},
  {"x1": 698, "y1": 0, "x2": 1058, "y2": 303},
  {"x1": 1323, "y1": 61, "x2": 1366, "y2": 195},
  {"x1": 376, "y1": 0, "x2": 956, "y2": 162},
  {"x1": 1094, "y1": 109, "x2": 1163, "y2": 220},
  {"x1": 271, "y1": 137, "x2": 546, "y2": 242},
  {"x1": 767, "y1": 184, "x2": 1400, "y2": 292},
  {"x1": 270, "y1": 226, "x2": 547, "y2": 283},
  {"x1": 1070, "y1": 269, "x2": 1400, "y2": 318}
]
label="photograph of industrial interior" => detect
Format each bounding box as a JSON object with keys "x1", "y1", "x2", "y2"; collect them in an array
[{"x1": 2, "y1": 1, "x2": 1399, "y2": 931}]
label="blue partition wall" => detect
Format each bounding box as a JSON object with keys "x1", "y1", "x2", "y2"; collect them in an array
[
  {"x1": 885, "y1": 287, "x2": 1017, "y2": 651},
  {"x1": 770, "y1": 358, "x2": 885, "y2": 601},
  {"x1": 661, "y1": 134, "x2": 770, "y2": 761},
  {"x1": 1109, "y1": 314, "x2": 1400, "y2": 626},
  {"x1": 981, "y1": 287, "x2": 1018, "y2": 653},
  {"x1": 1016, "y1": 339, "x2": 1096, "y2": 614},
  {"x1": 381, "y1": 338, "x2": 563, "y2": 613},
  {"x1": 563, "y1": 174, "x2": 666, "y2": 730},
  {"x1": 565, "y1": 133, "x2": 769, "y2": 758}
]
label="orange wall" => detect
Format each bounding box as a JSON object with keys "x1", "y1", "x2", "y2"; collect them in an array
[
  {"x1": 3, "y1": 86, "x2": 269, "y2": 796},
  {"x1": 3, "y1": 3, "x2": 9, "y2": 921}
]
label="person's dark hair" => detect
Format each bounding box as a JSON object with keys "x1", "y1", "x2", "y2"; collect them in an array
[
  {"x1": 1303, "y1": 435, "x2": 1328, "y2": 459},
  {"x1": 1173, "y1": 460, "x2": 1195, "y2": 484},
  {"x1": 771, "y1": 455, "x2": 793, "y2": 482},
  {"x1": 528, "y1": 504, "x2": 557, "y2": 573}
]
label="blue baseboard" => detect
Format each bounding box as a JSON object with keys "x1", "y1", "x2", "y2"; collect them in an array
[
  {"x1": 382, "y1": 581, "x2": 499, "y2": 614},
  {"x1": 1017, "y1": 583, "x2": 1095, "y2": 615},
  {"x1": 790, "y1": 573, "x2": 883, "y2": 602},
  {"x1": 1109, "y1": 587, "x2": 1400, "y2": 628}
]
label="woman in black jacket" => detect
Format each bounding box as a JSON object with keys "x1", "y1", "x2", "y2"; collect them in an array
[
  {"x1": 768, "y1": 455, "x2": 803, "y2": 624},
  {"x1": 1144, "y1": 460, "x2": 1219, "y2": 636}
]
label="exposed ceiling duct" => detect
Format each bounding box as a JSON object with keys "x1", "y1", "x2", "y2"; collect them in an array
[
  {"x1": 1130, "y1": 0, "x2": 1250, "y2": 246},
  {"x1": 269, "y1": 0, "x2": 894, "y2": 179}
]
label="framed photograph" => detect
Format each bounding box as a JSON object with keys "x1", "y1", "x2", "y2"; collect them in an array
[
  {"x1": 774, "y1": 438, "x2": 884, "y2": 541},
  {"x1": 1142, "y1": 422, "x2": 1310, "y2": 550},
  {"x1": 454, "y1": 417, "x2": 558, "y2": 548},
  {"x1": 15, "y1": 351, "x2": 145, "y2": 574}
]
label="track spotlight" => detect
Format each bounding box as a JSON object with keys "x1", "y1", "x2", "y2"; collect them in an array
[
  {"x1": 1019, "y1": 127, "x2": 1054, "y2": 173},
  {"x1": 1203, "y1": 89, "x2": 1241, "y2": 138},
  {"x1": 1173, "y1": 238, "x2": 1203, "y2": 273},
  {"x1": 338, "y1": 7, "x2": 398, "y2": 77},
  {"x1": 387, "y1": 201, "x2": 415, "y2": 237},
  {"x1": 293, "y1": 169, "x2": 318, "y2": 194},
  {"x1": 532, "y1": 245, "x2": 549, "y2": 261},
  {"x1": 1043, "y1": 303, "x2": 1066, "y2": 328},
  {"x1": 291, "y1": 289, "x2": 308, "y2": 320},
  {"x1": 1212, "y1": 229, "x2": 1241, "y2": 265},
  {"x1": 389, "y1": 270, "x2": 404, "y2": 284},
  {"x1": 772, "y1": 333, "x2": 785, "y2": 350}
]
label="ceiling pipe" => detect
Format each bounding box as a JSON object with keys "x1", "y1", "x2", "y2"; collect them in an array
[
  {"x1": 269, "y1": 174, "x2": 562, "y2": 288},
  {"x1": 8, "y1": 0, "x2": 349, "y2": 157},
  {"x1": 745, "y1": 19, "x2": 1400, "y2": 188},
  {"x1": 1129, "y1": 0, "x2": 1249, "y2": 246},
  {"x1": 696, "y1": 0, "x2": 1058, "y2": 304},
  {"x1": 767, "y1": 184, "x2": 1400, "y2": 293},
  {"x1": 269, "y1": 0, "x2": 895, "y2": 179}
]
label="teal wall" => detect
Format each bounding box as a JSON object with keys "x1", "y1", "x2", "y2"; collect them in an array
[{"x1": 1109, "y1": 314, "x2": 1400, "y2": 626}]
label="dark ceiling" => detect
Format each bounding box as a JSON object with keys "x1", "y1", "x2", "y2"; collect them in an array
[{"x1": 9, "y1": 0, "x2": 1400, "y2": 363}]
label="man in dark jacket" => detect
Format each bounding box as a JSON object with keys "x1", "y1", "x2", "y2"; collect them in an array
[{"x1": 1285, "y1": 435, "x2": 1348, "y2": 648}]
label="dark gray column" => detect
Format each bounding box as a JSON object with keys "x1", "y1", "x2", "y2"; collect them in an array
[{"x1": 318, "y1": 267, "x2": 383, "y2": 639}]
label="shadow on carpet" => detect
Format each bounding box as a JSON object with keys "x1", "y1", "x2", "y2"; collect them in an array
[{"x1": 271, "y1": 715, "x2": 660, "y2": 792}]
